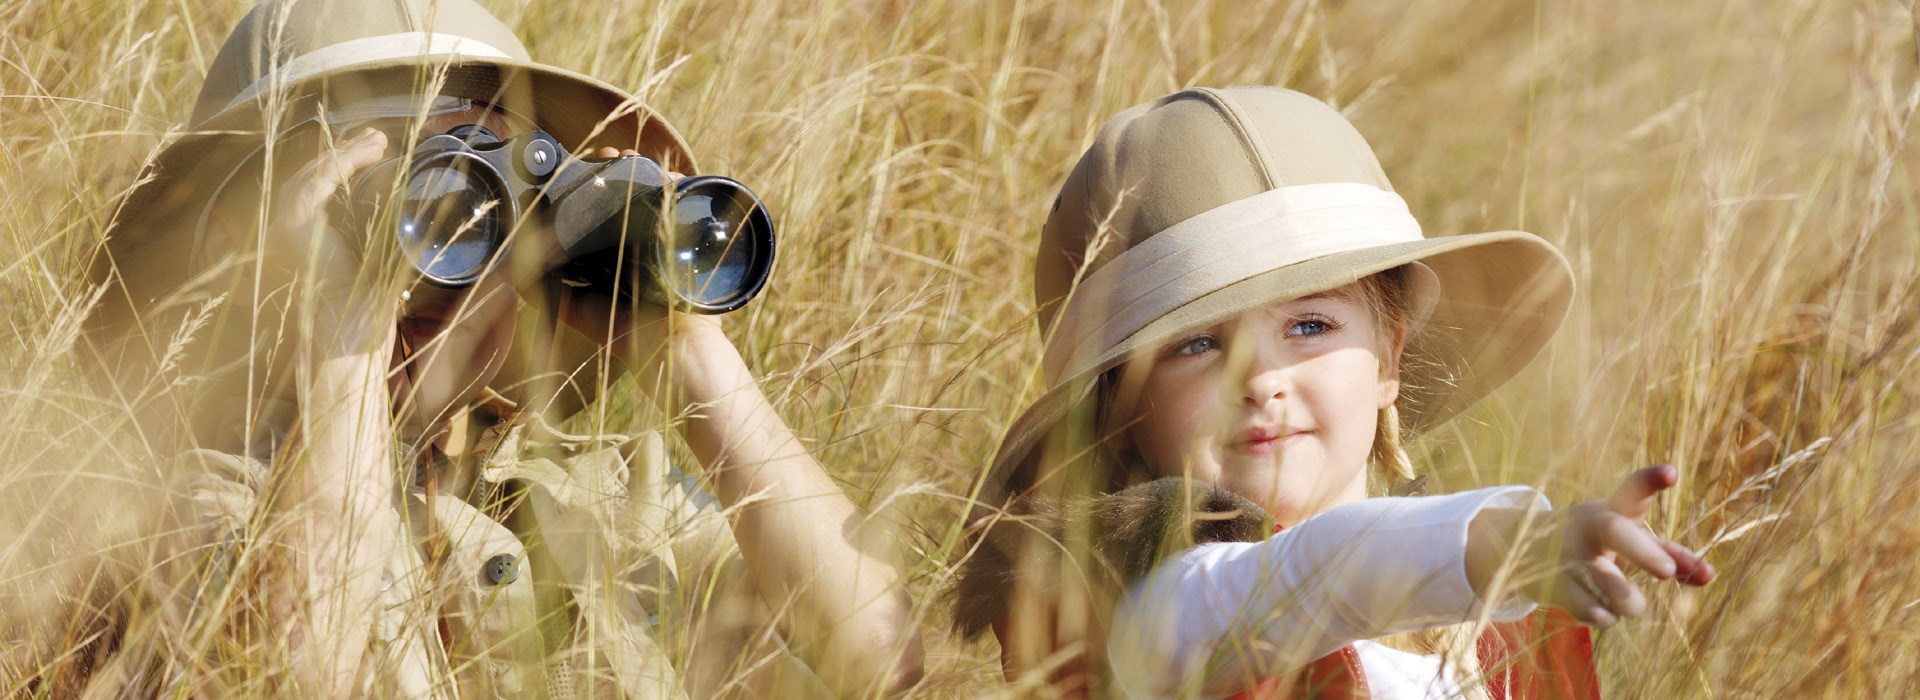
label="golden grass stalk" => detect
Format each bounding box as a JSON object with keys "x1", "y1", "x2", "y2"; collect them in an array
[{"x1": 2, "y1": 0, "x2": 1916, "y2": 695}]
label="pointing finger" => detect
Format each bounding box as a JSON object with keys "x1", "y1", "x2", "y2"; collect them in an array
[
  {"x1": 1609, "y1": 464, "x2": 1676, "y2": 520},
  {"x1": 1598, "y1": 513, "x2": 1678, "y2": 579},
  {"x1": 1659, "y1": 538, "x2": 1716, "y2": 586}
]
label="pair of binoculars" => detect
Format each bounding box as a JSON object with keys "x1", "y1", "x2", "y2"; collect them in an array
[{"x1": 350, "y1": 126, "x2": 774, "y2": 314}]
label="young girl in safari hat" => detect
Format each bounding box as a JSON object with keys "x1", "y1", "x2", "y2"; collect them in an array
[
  {"x1": 952, "y1": 87, "x2": 1715, "y2": 698},
  {"x1": 66, "y1": 0, "x2": 921, "y2": 695}
]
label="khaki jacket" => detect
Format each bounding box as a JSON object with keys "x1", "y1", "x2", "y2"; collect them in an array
[{"x1": 163, "y1": 399, "x2": 829, "y2": 698}]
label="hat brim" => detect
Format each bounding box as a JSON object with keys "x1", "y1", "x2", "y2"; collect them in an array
[
  {"x1": 114, "y1": 56, "x2": 699, "y2": 223},
  {"x1": 87, "y1": 57, "x2": 699, "y2": 418},
  {"x1": 979, "y1": 230, "x2": 1573, "y2": 506}
]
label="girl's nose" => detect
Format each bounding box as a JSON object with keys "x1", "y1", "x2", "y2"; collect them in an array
[{"x1": 1239, "y1": 346, "x2": 1290, "y2": 407}]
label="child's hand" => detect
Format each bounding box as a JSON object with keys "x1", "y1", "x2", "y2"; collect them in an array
[
  {"x1": 1532, "y1": 465, "x2": 1716, "y2": 627},
  {"x1": 259, "y1": 126, "x2": 394, "y2": 347}
]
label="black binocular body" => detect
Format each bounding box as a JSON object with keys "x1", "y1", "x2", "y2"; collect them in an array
[{"x1": 350, "y1": 126, "x2": 775, "y2": 314}]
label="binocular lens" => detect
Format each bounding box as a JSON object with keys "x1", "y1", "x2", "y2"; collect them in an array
[
  {"x1": 668, "y1": 182, "x2": 767, "y2": 310},
  {"x1": 398, "y1": 156, "x2": 506, "y2": 286},
  {"x1": 361, "y1": 129, "x2": 776, "y2": 313}
]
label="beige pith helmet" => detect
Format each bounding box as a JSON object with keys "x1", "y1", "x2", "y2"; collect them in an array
[
  {"x1": 983, "y1": 86, "x2": 1575, "y2": 502},
  {"x1": 85, "y1": 0, "x2": 699, "y2": 430},
  {"x1": 105, "y1": 0, "x2": 698, "y2": 245}
]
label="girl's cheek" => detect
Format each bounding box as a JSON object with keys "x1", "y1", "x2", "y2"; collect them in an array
[{"x1": 1130, "y1": 381, "x2": 1220, "y2": 477}]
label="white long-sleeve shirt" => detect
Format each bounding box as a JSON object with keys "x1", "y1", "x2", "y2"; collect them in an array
[{"x1": 1107, "y1": 486, "x2": 1549, "y2": 699}]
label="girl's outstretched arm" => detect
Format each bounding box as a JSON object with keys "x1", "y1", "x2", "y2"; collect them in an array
[
  {"x1": 1107, "y1": 486, "x2": 1545, "y2": 697},
  {"x1": 1110, "y1": 467, "x2": 1716, "y2": 698},
  {"x1": 1467, "y1": 465, "x2": 1716, "y2": 628}
]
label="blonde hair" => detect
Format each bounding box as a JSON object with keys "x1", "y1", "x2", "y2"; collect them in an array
[{"x1": 1358, "y1": 268, "x2": 1490, "y2": 699}]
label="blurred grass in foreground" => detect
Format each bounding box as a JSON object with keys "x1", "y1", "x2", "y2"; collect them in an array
[{"x1": 2, "y1": 0, "x2": 1916, "y2": 695}]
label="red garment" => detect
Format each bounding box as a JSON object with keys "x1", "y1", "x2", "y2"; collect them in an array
[
  {"x1": 1227, "y1": 609, "x2": 1599, "y2": 700},
  {"x1": 1477, "y1": 610, "x2": 1600, "y2": 700},
  {"x1": 1229, "y1": 645, "x2": 1370, "y2": 699}
]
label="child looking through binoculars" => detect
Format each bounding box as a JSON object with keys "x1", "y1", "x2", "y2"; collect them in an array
[{"x1": 76, "y1": 0, "x2": 922, "y2": 695}]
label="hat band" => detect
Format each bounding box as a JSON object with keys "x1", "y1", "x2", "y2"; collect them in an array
[
  {"x1": 224, "y1": 32, "x2": 517, "y2": 113},
  {"x1": 1041, "y1": 182, "x2": 1425, "y2": 383}
]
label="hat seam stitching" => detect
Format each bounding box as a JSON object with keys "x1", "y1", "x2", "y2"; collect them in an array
[{"x1": 1189, "y1": 87, "x2": 1279, "y2": 190}]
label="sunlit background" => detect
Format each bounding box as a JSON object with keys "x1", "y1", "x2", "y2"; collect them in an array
[{"x1": 3, "y1": 0, "x2": 1916, "y2": 695}]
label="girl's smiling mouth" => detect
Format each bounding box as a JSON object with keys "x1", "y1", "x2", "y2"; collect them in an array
[{"x1": 1235, "y1": 426, "x2": 1313, "y2": 455}]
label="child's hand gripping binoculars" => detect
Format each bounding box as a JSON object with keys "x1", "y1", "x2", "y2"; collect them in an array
[{"x1": 351, "y1": 126, "x2": 774, "y2": 314}]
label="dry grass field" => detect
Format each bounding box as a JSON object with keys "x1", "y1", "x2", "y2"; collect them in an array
[{"x1": 2, "y1": 0, "x2": 1917, "y2": 696}]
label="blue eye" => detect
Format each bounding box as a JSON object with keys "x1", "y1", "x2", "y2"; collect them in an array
[
  {"x1": 1171, "y1": 336, "x2": 1220, "y2": 356},
  {"x1": 1287, "y1": 316, "x2": 1339, "y2": 337}
]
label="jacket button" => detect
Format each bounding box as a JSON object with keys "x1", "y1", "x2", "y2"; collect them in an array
[{"x1": 484, "y1": 554, "x2": 519, "y2": 585}]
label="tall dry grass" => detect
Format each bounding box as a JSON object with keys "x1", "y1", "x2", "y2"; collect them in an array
[{"x1": 2, "y1": 0, "x2": 1917, "y2": 696}]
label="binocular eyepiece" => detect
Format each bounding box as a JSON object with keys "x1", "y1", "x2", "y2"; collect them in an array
[{"x1": 351, "y1": 126, "x2": 775, "y2": 314}]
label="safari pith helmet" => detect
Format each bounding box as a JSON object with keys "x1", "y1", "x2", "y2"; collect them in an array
[
  {"x1": 85, "y1": 0, "x2": 698, "y2": 437},
  {"x1": 983, "y1": 86, "x2": 1575, "y2": 504}
]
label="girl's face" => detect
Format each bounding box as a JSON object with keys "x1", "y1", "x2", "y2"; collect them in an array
[{"x1": 1113, "y1": 282, "x2": 1403, "y2": 524}]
